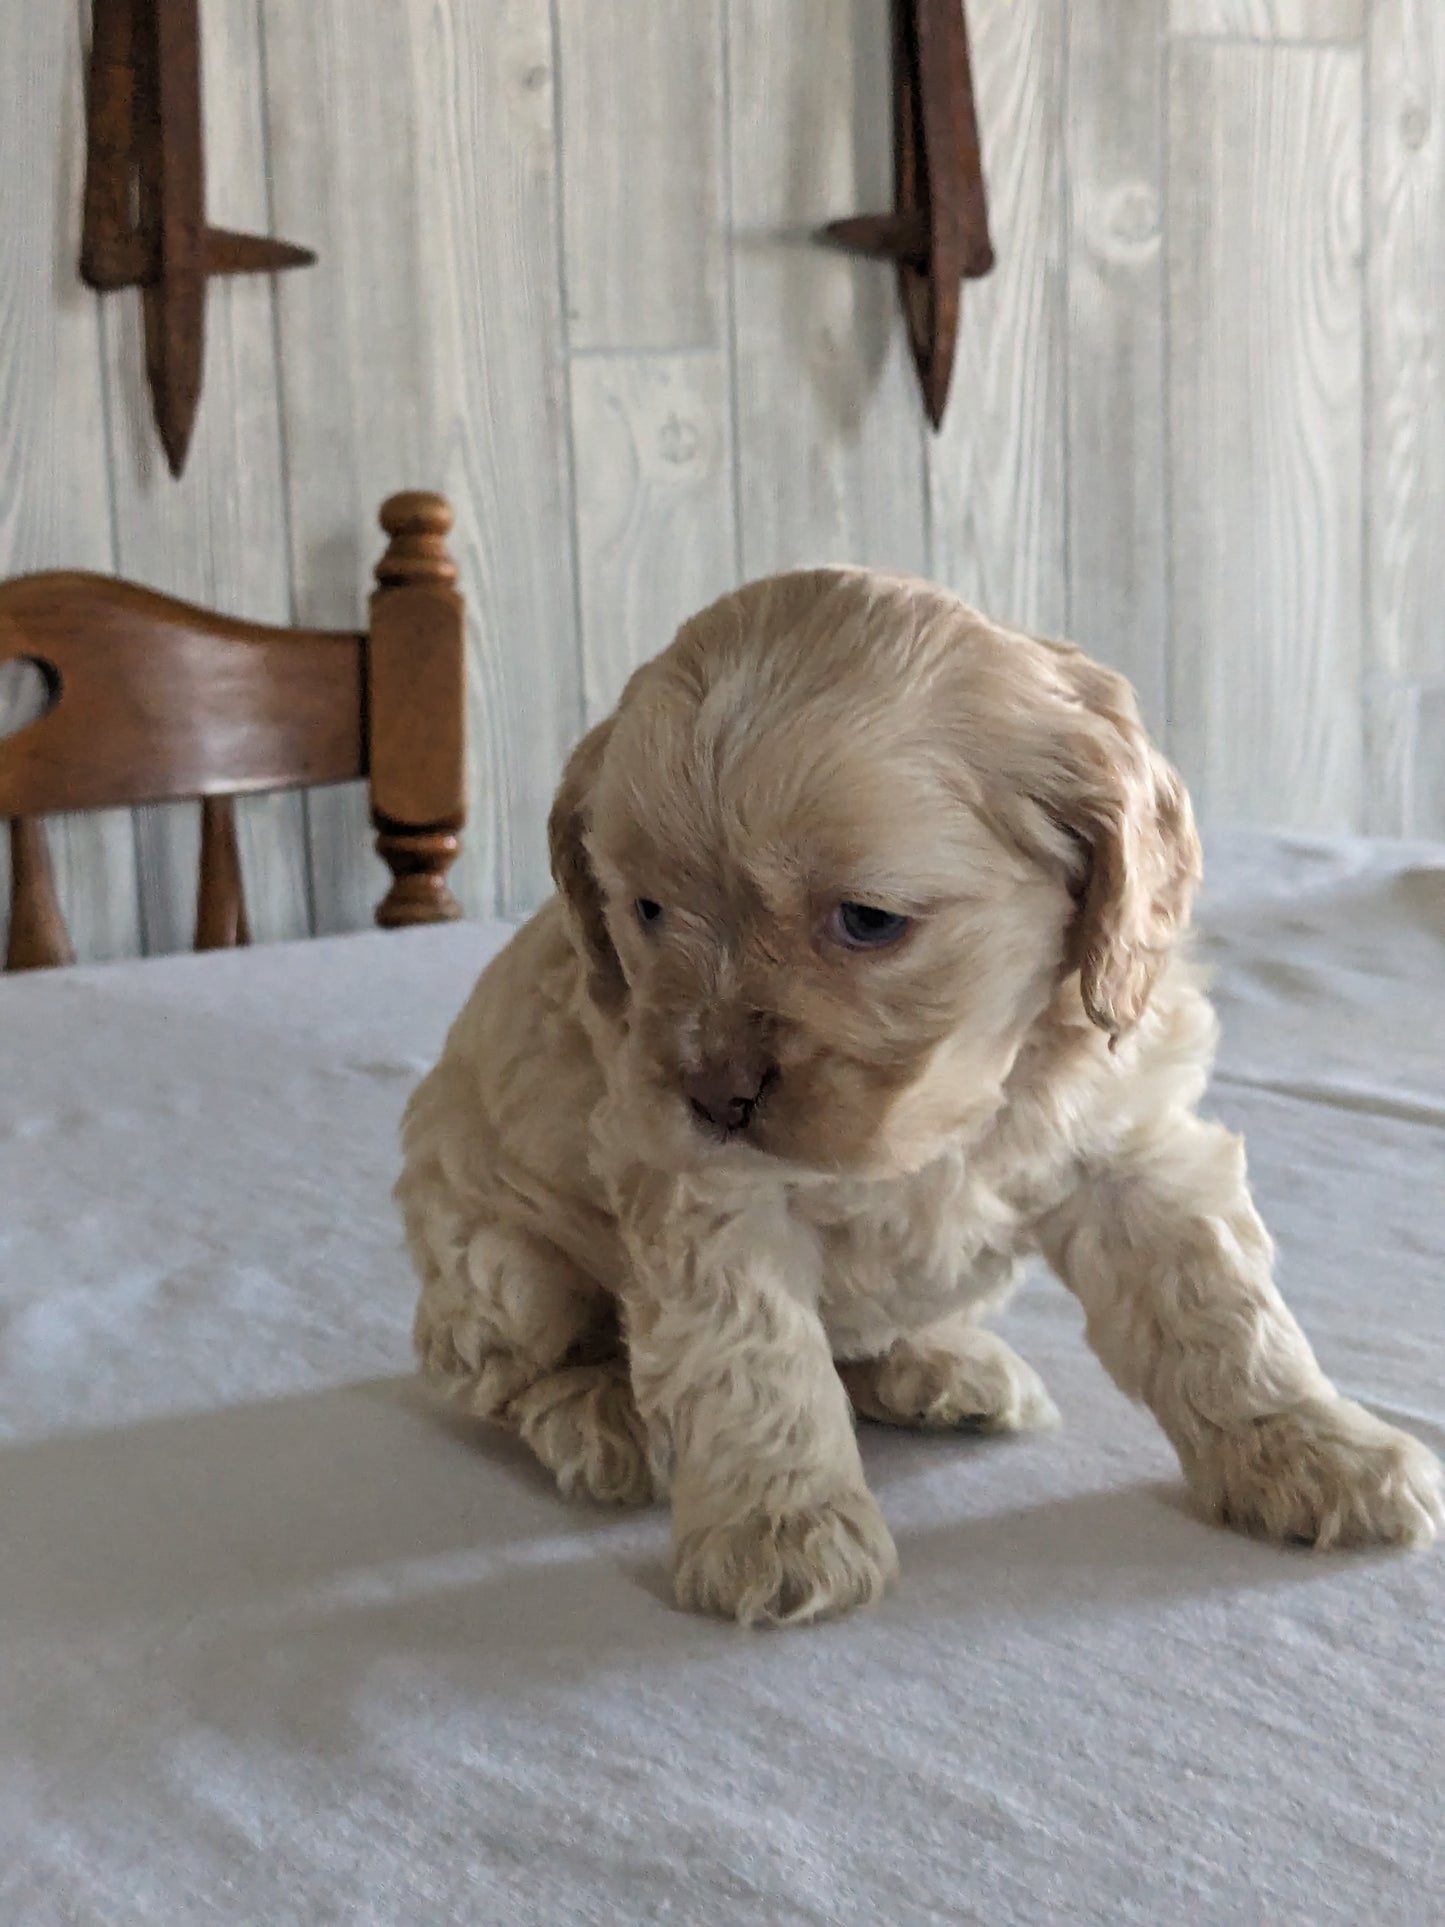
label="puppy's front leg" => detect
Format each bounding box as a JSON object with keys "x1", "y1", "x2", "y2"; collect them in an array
[
  {"x1": 622, "y1": 1190, "x2": 897, "y2": 1626},
  {"x1": 1038, "y1": 1114, "x2": 1442, "y2": 1548}
]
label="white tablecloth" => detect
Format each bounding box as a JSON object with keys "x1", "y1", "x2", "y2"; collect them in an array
[{"x1": 1, "y1": 832, "x2": 1442, "y2": 1926}]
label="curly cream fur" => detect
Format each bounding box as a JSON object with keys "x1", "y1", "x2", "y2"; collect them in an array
[{"x1": 397, "y1": 569, "x2": 1442, "y2": 1625}]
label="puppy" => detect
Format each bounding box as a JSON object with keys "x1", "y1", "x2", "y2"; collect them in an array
[{"x1": 397, "y1": 569, "x2": 1442, "y2": 1625}]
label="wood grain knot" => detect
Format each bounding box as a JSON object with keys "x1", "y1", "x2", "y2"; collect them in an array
[
  {"x1": 1092, "y1": 182, "x2": 1160, "y2": 262},
  {"x1": 1399, "y1": 103, "x2": 1430, "y2": 153},
  {"x1": 657, "y1": 413, "x2": 703, "y2": 468}
]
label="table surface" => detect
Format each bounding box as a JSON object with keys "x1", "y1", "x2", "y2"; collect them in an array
[{"x1": 2, "y1": 830, "x2": 1443, "y2": 1927}]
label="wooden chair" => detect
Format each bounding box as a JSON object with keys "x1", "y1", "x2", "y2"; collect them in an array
[{"x1": 0, "y1": 491, "x2": 466, "y2": 971}]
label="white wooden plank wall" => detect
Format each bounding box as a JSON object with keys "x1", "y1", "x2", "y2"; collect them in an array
[
  {"x1": 1170, "y1": 1, "x2": 1364, "y2": 37},
  {"x1": 1065, "y1": 0, "x2": 1168, "y2": 730},
  {"x1": 726, "y1": 0, "x2": 929, "y2": 583},
  {"x1": 3, "y1": 0, "x2": 1444, "y2": 964},
  {"x1": 559, "y1": 0, "x2": 739, "y2": 721},
  {"x1": 0, "y1": 0, "x2": 138, "y2": 964},
  {"x1": 930, "y1": 0, "x2": 1067, "y2": 635},
  {"x1": 263, "y1": 0, "x2": 581, "y2": 928},
  {"x1": 1365, "y1": 0, "x2": 1445, "y2": 833},
  {"x1": 412, "y1": 0, "x2": 582, "y2": 918},
  {"x1": 1167, "y1": 41, "x2": 1365, "y2": 830}
]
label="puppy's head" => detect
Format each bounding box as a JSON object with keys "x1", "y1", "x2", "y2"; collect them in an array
[{"x1": 550, "y1": 570, "x2": 1199, "y2": 1176}]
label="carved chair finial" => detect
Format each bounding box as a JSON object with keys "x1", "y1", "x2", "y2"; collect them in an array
[{"x1": 375, "y1": 491, "x2": 458, "y2": 588}]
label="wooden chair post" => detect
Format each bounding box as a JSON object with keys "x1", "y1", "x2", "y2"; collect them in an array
[
  {"x1": 194, "y1": 795, "x2": 250, "y2": 950},
  {"x1": 368, "y1": 492, "x2": 466, "y2": 928},
  {"x1": 6, "y1": 818, "x2": 75, "y2": 970}
]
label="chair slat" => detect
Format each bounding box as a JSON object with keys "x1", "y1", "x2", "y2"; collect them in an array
[
  {"x1": 6, "y1": 818, "x2": 75, "y2": 970},
  {"x1": 194, "y1": 795, "x2": 250, "y2": 951},
  {"x1": 0, "y1": 577, "x2": 366, "y2": 819}
]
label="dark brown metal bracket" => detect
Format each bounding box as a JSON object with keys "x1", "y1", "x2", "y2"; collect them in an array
[
  {"x1": 79, "y1": 0, "x2": 315, "y2": 477},
  {"x1": 818, "y1": 0, "x2": 993, "y2": 429}
]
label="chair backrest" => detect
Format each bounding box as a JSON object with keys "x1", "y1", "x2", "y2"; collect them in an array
[{"x1": 0, "y1": 491, "x2": 466, "y2": 969}]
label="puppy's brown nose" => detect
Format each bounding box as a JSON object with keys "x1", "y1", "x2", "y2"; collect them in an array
[{"x1": 683, "y1": 1062, "x2": 776, "y2": 1134}]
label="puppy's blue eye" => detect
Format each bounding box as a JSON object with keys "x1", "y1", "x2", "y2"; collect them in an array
[
  {"x1": 831, "y1": 902, "x2": 911, "y2": 949},
  {"x1": 634, "y1": 898, "x2": 663, "y2": 928}
]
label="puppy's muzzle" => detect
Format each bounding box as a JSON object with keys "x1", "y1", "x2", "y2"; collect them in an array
[{"x1": 683, "y1": 1059, "x2": 778, "y2": 1136}]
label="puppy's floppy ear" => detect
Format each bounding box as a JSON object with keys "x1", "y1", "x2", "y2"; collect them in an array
[
  {"x1": 1032, "y1": 646, "x2": 1200, "y2": 1041},
  {"x1": 955, "y1": 621, "x2": 1199, "y2": 1041},
  {"x1": 548, "y1": 718, "x2": 627, "y2": 1014}
]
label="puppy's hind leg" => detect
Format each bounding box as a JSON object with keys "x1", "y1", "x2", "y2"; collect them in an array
[
  {"x1": 839, "y1": 1311, "x2": 1060, "y2": 1436},
  {"x1": 406, "y1": 1201, "x2": 657, "y2": 1507}
]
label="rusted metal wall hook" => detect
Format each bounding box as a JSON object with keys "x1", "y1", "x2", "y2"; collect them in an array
[
  {"x1": 79, "y1": 0, "x2": 316, "y2": 477},
  {"x1": 818, "y1": 0, "x2": 994, "y2": 429}
]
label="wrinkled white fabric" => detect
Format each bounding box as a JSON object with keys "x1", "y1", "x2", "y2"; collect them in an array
[{"x1": 1, "y1": 830, "x2": 1441, "y2": 1927}]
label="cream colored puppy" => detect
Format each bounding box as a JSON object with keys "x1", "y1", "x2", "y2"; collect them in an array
[{"x1": 397, "y1": 570, "x2": 1442, "y2": 1625}]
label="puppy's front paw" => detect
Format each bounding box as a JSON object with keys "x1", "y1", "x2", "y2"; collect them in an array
[
  {"x1": 841, "y1": 1329, "x2": 1060, "y2": 1436},
  {"x1": 513, "y1": 1362, "x2": 661, "y2": 1507},
  {"x1": 673, "y1": 1487, "x2": 898, "y2": 1627},
  {"x1": 1188, "y1": 1396, "x2": 1443, "y2": 1551}
]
